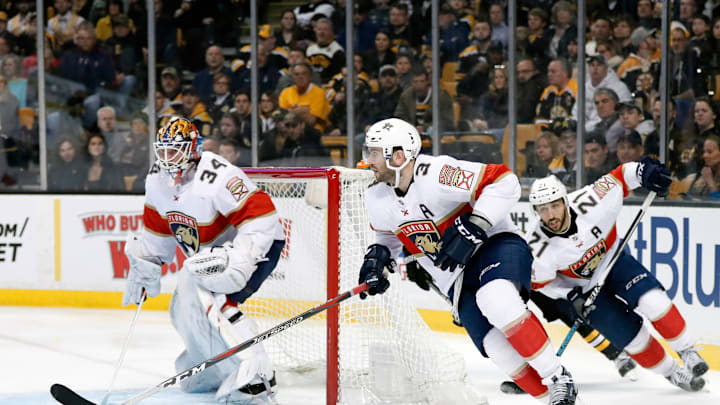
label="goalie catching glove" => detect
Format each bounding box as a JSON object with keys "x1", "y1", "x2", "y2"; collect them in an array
[
  {"x1": 637, "y1": 156, "x2": 672, "y2": 196},
  {"x1": 434, "y1": 213, "x2": 488, "y2": 272},
  {"x1": 184, "y1": 236, "x2": 269, "y2": 294},
  {"x1": 358, "y1": 244, "x2": 396, "y2": 299},
  {"x1": 122, "y1": 234, "x2": 162, "y2": 306}
]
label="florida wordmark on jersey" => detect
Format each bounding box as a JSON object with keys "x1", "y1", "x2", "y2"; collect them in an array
[
  {"x1": 365, "y1": 154, "x2": 521, "y2": 295},
  {"x1": 529, "y1": 163, "x2": 642, "y2": 299},
  {"x1": 139, "y1": 151, "x2": 283, "y2": 263}
]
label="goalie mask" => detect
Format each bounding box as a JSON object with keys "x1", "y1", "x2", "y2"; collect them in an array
[
  {"x1": 154, "y1": 116, "x2": 203, "y2": 182},
  {"x1": 363, "y1": 118, "x2": 421, "y2": 186},
  {"x1": 529, "y1": 175, "x2": 570, "y2": 233}
]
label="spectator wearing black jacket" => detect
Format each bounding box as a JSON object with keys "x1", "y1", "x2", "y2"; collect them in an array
[
  {"x1": 48, "y1": 136, "x2": 86, "y2": 192},
  {"x1": 517, "y1": 58, "x2": 546, "y2": 123},
  {"x1": 367, "y1": 64, "x2": 403, "y2": 125}
]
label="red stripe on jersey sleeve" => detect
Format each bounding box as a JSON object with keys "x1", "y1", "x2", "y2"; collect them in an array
[
  {"x1": 198, "y1": 215, "x2": 231, "y2": 243},
  {"x1": 143, "y1": 205, "x2": 172, "y2": 235},
  {"x1": 608, "y1": 165, "x2": 630, "y2": 197},
  {"x1": 473, "y1": 164, "x2": 511, "y2": 200},
  {"x1": 226, "y1": 190, "x2": 277, "y2": 226},
  {"x1": 531, "y1": 280, "x2": 552, "y2": 290},
  {"x1": 436, "y1": 204, "x2": 474, "y2": 234}
]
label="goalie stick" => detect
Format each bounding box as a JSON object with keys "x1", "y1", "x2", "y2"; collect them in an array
[
  {"x1": 100, "y1": 290, "x2": 146, "y2": 405},
  {"x1": 51, "y1": 282, "x2": 371, "y2": 405},
  {"x1": 556, "y1": 191, "x2": 656, "y2": 356}
]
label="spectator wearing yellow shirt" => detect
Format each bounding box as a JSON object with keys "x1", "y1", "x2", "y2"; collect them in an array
[
  {"x1": 278, "y1": 62, "x2": 330, "y2": 131},
  {"x1": 96, "y1": 0, "x2": 135, "y2": 42}
]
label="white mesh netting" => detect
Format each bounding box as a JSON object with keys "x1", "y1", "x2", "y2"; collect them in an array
[{"x1": 242, "y1": 168, "x2": 484, "y2": 404}]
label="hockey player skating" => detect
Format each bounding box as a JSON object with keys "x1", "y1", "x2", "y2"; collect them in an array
[
  {"x1": 122, "y1": 116, "x2": 285, "y2": 404},
  {"x1": 357, "y1": 118, "x2": 578, "y2": 405},
  {"x1": 528, "y1": 159, "x2": 709, "y2": 392}
]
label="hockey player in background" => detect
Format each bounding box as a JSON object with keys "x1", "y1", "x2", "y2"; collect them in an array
[
  {"x1": 358, "y1": 118, "x2": 578, "y2": 405},
  {"x1": 527, "y1": 160, "x2": 709, "y2": 392},
  {"x1": 122, "y1": 116, "x2": 285, "y2": 404}
]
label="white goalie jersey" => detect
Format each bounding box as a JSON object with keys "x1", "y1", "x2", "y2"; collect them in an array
[
  {"x1": 138, "y1": 151, "x2": 284, "y2": 263},
  {"x1": 365, "y1": 154, "x2": 522, "y2": 295},
  {"x1": 529, "y1": 162, "x2": 643, "y2": 300}
]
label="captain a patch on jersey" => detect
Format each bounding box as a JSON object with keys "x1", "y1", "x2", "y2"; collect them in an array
[
  {"x1": 395, "y1": 220, "x2": 444, "y2": 261},
  {"x1": 167, "y1": 211, "x2": 200, "y2": 256}
]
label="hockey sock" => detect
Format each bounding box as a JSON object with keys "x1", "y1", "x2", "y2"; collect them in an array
[
  {"x1": 577, "y1": 323, "x2": 621, "y2": 360},
  {"x1": 511, "y1": 364, "x2": 549, "y2": 399},
  {"x1": 638, "y1": 289, "x2": 694, "y2": 351},
  {"x1": 483, "y1": 328, "x2": 548, "y2": 400},
  {"x1": 625, "y1": 326, "x2": 674, "y2": 376},
  {"x1": 476, "y1": 280, "x2": 561, "y2": 379}
]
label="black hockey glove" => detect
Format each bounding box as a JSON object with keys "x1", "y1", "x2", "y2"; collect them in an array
[
  {"x1": 402, "y1": 248, "x2": 434, "y2": 291},
  {"x1": 358, "y1": 244, "x2": 396, "y2": 299},
  {"x1": 567, "y1": 287, "x2": 596, "y2": 321},
  {"x1": 434, "y1": 213, "x2": 488, "y2": 272},
  {"x1": 637, "y1": 156, "x2": 672, "y2": 197}
]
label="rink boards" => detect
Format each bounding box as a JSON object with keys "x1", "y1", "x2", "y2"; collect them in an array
[{"x1": 1, "y1": 193, "x2": 719, "y2": 367}]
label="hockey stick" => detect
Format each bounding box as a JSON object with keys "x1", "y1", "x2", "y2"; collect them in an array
[
  {"x1": 98, "y1": 291, "x2": 147, "y2": 405},
  {"x1": 51, "y1": 283, "x2": 371, "y2": 405},
  {"x1": 556, "y1": 191, "x2": 656, "y2": 356}
]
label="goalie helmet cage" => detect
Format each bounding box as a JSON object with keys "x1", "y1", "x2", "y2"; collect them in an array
[{"x1": 244, "y1": 167, "x2": 483, "y2": 405}]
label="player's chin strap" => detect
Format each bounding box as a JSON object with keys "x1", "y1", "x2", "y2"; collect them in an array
[{"x1": 385, "y1": 155, "x2": 412, "y2": 187}]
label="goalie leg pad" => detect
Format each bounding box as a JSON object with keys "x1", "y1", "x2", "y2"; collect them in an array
[
  {"x1": 170, "y1": 270, "x2": 274, "y2": 395},
  {"x1": 170, "y1": 270, "x2": 236, "y2": 392}
]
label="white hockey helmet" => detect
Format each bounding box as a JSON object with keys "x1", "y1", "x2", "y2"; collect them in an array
[
  {"x1": 529, "y1": 175, "x2": 568, "y2": 206},
  {"x1": 363, "y1": 118, "x2": 421, "y2": 185}
]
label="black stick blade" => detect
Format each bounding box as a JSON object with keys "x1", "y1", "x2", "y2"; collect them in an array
[{"x1": 50, "y1": 384, "x2": 97, "y2": 405}]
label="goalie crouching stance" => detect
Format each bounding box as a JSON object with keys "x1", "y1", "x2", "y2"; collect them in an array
[
  {"x1": 358, "y1": 118, "x2": 577, "y2": 405},
  {"x1": 122, "y1": 117, "x2": 285, "y2": 404}
]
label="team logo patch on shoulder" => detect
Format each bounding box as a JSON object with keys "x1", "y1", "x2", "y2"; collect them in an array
[
  {"x1": 592, "y1": 175, "x2": 617, "y2": 199},
  {"x1": 397, "y1": 220, "x2": 443, "y2": 260},
  {"x1": 226, "y1": 176, "x2": 249, "y2": 201},
  {"x1": 167, "y1": 211, "x2": 200, "y2": 256},
  {"x1": 438, "y1": 165, "x2": 475, "y2": 190}
]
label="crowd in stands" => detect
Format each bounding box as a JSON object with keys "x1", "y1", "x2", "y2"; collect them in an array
[{"x1": 1, "y1": 0, "x2": 720, "y2": 201}]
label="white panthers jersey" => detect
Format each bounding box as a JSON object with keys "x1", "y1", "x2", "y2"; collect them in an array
[
  {"x1": 139, "y1": 151, "x2": 283, "y2": 263},
  {"x1": 529, "y1": 162, "x2": 642, "y2": 300},
  {"x1": 365, "y1": 154, "x2": 522, "y2": 295}
]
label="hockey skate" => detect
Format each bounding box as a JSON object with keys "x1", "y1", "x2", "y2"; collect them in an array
[
  {"x1": 678, "y1": 347, "x2": 709, "y2": 377},
  {"x1": 542, "y1": 366, "x2": 578, "y2": 405},
  {"x1": 613, "y1": 351, "x2": 638, "y2": 379},
  {"x1": 221, "y1": 372, "x2": 278, "y2": 405},
  {"x1": 666, "y1": 361, "x2": 705, "y2": 392}
]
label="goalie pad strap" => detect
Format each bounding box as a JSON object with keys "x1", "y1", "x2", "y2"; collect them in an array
[{"x1": 239, "y1": 374, "x2": 277, "y2": 395}]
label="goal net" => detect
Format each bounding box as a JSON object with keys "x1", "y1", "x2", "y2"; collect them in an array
[{"x1": 242, "y1": 167, "x2": 485, "y2": 405}]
